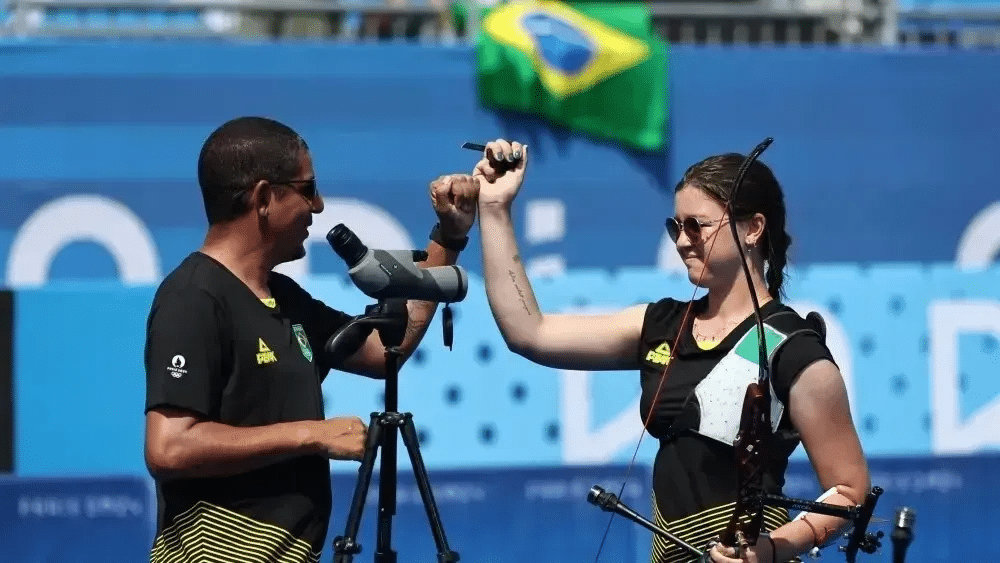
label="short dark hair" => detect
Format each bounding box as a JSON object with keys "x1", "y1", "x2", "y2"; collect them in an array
[
  {"x1": 197, "y1": 116, "x2": 308, "y2": 224},
  {"x1": 676, "y1": 153, "x2": 792, "y2": 299}
]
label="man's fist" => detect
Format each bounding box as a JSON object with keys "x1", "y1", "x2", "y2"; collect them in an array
[
  {"x1": 430, "y1": 174, "x2": 480, "y2": 238},
  {"x1": 311, "y1": 416, "x2": 367, "y2": 461}
]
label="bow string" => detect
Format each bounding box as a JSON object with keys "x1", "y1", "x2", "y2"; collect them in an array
[{"x1": 592, "y1": 140, "x2": 773, "y2": 562}]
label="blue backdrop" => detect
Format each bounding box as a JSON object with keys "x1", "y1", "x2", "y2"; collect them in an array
[
  {"x1": 1, "y1": 42, "x2": 999, "y2": 289},
  {"x1": 3, "y1": 457, "x2": 998, "y2": 563},
  {"x1": 2, "y1": 40, "x2": 1000, "y2": 563},
  {"x1": 13, "y1": 266, "x2": 1000, "y2": 476}
]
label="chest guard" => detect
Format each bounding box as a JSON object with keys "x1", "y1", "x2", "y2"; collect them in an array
[{"x1": 672, "y1": 311, "x2": 827, "y2": 446}]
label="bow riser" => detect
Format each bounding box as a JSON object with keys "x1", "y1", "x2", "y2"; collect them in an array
[{"x1": 720, "y1": 381, "x2": 772, "y2": 549}]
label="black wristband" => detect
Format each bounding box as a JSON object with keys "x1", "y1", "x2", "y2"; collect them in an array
[{"x1": 429, "y1": 223, "x2": 468, "y2": 252}]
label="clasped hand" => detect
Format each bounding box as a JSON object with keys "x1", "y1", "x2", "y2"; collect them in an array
[
  {"x1": 429, "y1": 138, "x2": 528, "y2": 229},
  {"x1": 706, "y1": 533, "x2": 775, "y2": 563},
  {"x1": 429, "y1": 173, "x2": 479, "y2": 239}
]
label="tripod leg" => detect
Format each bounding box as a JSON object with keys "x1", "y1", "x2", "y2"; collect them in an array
[
  {"x1": 375, "y1": 413, "x2": 400, "y2": 563},
  {"x1": 398, "y1": 414, "x2": 460, "y2": 563},
  {"x1": 333, "y1": 412, "x2": 383, "y2": 563}
]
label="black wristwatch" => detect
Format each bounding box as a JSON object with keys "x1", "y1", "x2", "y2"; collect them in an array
[{"x1": 429, "y1": 223, "x2": 469, "y2": 252}]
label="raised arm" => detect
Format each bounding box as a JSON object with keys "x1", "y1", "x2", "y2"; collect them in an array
[
  {"x1": 474, "y1": 138, "x2": 646, "y2": 372},
  {"x1": 338, "y1": 174, "x2": 478, "y2": 378}
]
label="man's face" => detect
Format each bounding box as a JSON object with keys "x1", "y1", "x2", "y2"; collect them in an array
[{"x1": 267, "y1": 150, "x2": 324, "y2": 265}]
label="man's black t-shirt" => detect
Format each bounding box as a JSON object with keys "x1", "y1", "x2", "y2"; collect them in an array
[
  {"x1": 637, "y1": 297, "x2": 834, "y2": 563},
  {"x1": 144, "y1": 252, "x2": 353, "y2": 563}
]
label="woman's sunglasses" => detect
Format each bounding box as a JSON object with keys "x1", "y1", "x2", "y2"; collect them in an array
[{"x1": 665, "y1": 216, "x2": 723, "y2": 243}]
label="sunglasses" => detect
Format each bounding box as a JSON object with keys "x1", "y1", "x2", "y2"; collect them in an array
[
  {"x1": 665, "y1": 216, "x2": 724, "y2": 243},
  {"x1": 275, "y1": 178, "x2": 318, "y2": 202}
]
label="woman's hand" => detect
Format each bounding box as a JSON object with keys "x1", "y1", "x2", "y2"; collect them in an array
[{"x1": 707, "y1": 534, "x2": 775, "y2": 563}]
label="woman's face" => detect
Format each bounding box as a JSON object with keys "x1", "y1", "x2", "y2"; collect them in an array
[{"x1": 671, "y1": 185, "x2": 754, "y2": 291}]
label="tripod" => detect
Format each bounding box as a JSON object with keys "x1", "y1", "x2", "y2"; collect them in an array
[{"x1": 328, "y1": 299, "x2": 460, "y2": 563}]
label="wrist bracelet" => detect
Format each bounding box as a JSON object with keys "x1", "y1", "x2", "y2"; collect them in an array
[
  {"x1": 799, "y1": 516, "x2": 823, "y2": 548},
  {"x1": 430, "y1": 223, "x2": 468, "y2": 252}
]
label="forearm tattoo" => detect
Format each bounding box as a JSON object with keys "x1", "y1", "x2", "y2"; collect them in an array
[
  {"x1": 508, "y1": 268, "x2": 532, "y2": 316},
  {"x1": 404, "y1": 303, "x2": 434, "y2": 342}
]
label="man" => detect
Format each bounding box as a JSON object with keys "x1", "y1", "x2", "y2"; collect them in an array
[{"x1": 143, "y1": 116, "x2": 478, "y2": 563}]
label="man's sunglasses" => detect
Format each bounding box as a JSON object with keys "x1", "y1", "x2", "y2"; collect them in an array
[
  {"x1": 275, "y1": 178, "x2": 317, "y2": 201},
  {"x1": 665, "y1": 216, "x2": 723, "y2": 243}
]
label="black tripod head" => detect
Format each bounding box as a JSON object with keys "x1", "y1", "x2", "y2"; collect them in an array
[{"x1": 325, "y1": 298, "x2": 410, "y2": 365}]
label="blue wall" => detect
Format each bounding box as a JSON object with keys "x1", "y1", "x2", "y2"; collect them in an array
[
  {"x1": 1, "y1": 42, "x2": 1000, "y2": 288},
  {"x1": 2, "y1": 41, "x2": 1000, "y2": 563},
  {"x1": 0, "y1": 466, "x2": 653, "y2": 563},
  {"x1": 13, "y1": 265, "x2": 1000, "y2": 476},
  {"x1": 3, "y1": 41, "x2": 999, "y2": 473},
  {"x1": 4, "y1": 458, "x2": 999, "y2": 563}
]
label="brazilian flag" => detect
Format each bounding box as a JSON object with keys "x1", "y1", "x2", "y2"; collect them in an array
[{"x1": 474, "y1": 0, "x2": 668, "y2": 152}]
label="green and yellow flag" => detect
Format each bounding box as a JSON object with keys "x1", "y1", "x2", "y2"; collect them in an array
[{"x1": 474, "y1": 0, "x2": 668, "y2": 152}]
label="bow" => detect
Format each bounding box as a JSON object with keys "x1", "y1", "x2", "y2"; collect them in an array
[
  {"x1": 589, "y1": 138, "x2": 885, "y2": 563},
  {"x1": 714, "y1": 137, "x2": 777, "y2": 557},
  {"x1": 712, "y1": 139, "x2": 886, "y2": 563}
]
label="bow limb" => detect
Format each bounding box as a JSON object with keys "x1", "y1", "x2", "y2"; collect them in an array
[{"x1": 715, "y1": 138, "x2": 777, "y2": 556}]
